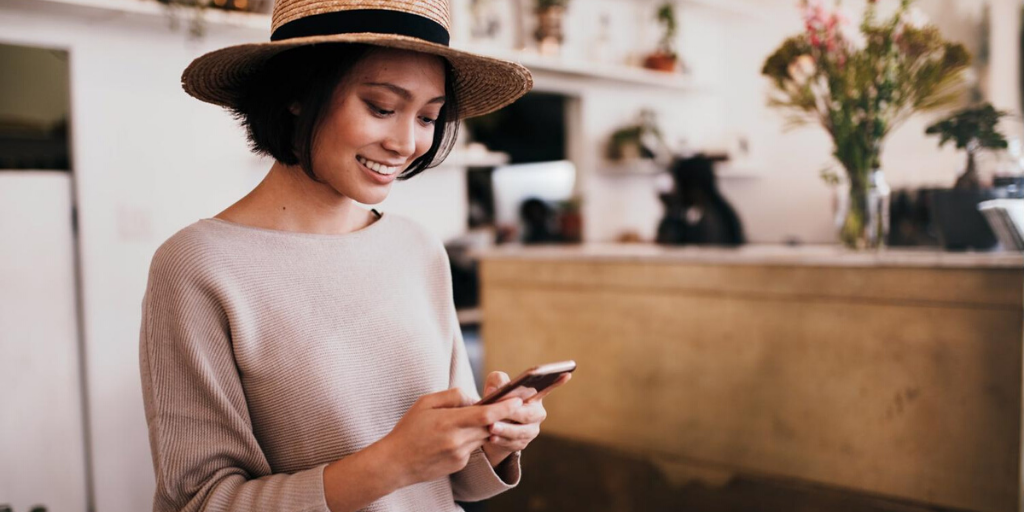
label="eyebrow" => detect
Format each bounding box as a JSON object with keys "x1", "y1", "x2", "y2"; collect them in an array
[{"x1": 362, "y1": 82, "x2": 446, "y2": 105}]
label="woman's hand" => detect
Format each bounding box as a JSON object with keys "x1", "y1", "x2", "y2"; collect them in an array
[
  {"x1": 376, "y1": 388, "x2": 523, "y2": 488},
  {"x1": 480, "y1": 371, "x2": 572, "y2": 467}
]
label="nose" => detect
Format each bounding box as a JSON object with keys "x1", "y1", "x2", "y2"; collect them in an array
[{"x1": 382, "y1": 117, "x2": 417, "y2": 158}]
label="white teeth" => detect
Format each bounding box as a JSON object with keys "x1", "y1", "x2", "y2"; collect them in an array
[{"x1": 358, "y1": 156, "x2": 398, "y2": 176}]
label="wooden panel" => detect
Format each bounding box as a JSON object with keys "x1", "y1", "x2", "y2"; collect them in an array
[
  {"x1": 486, "y1": 435, "x2": 959, "y2": 512},
  {"x1": 481, "y1": 260, "x2": 1024, "y2": 512},
  {"x1": 482, "y1": 260, "x2": 1023, "y2": 309}
]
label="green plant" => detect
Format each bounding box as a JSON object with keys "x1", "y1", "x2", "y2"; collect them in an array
[
  {"x1": 655, "y1": 2, "x2": 678, "y2": 58},
  {"x1": 925, "y1": 102, "x2": 1010, "y2": 189},
  {"x1": 157, "y1": 0, "x2": 210, "y2": 38},
  {"x1": 607, "y1": 110, "x2": 666, "y2": 161}
]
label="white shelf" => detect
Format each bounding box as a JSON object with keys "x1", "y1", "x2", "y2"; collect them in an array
[
  {"x1": 467, "y1": 48, "x2": 709, "y2": 92},
  {"x1": 17, "y1": 0, "x2": 722, "y2": 91},
  {"x1": 17, "y1": 0, "x2": 269, "y2": 31},
  {"x1": 456, "y1": 308, "x2": 483, "y2": 325},
  {"x1": 598, "y1": 158, "x2": 762, "y2": 179},
  {"x1": 439, "y1": 149, "x2": 510, "y2": 169},
  {"x1": 680, "y1": 0, "x2": 770, "y2": 19}
]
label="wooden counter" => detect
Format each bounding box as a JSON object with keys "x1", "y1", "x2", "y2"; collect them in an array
[{"x1": 478, "y1": 244, "x2": 1024, "y2": 512}]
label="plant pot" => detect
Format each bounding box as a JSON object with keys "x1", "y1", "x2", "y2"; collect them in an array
[
  {"x1": 535, "y1": 6, "x2": 565, "y2": 55},
  {"x1": 929, "y1": 189, "x2": 999, "y2": 250},
  {"x1": 643, "y1": 52, "x2": 678, "y2": 72}
]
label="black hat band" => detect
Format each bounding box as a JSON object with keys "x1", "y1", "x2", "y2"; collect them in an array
[{"x1": 270, "y1": 9, "x2": 451, "y2": 46}]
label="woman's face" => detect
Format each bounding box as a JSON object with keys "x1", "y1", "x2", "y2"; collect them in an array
[{"x1": 309, "y1": 48, "x2": 446, "y2": 205}]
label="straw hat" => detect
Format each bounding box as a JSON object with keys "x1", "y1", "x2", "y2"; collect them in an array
[{"x1": 181, "y1": 0, "x2": 533, "y2": 119}]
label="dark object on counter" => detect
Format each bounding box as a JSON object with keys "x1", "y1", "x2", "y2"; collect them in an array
[
  {"x1": 656, "y1": 153, "x2": 744, "y2": 246},
  {"x1": 929, "y1": 189, "x2": 999, "y2": 250},
  {"x1": 993, "y1": 176, "x2": 1024, "y2": 198},
  {"x1": 888, "y1": 189, "x2": 941, "y2": 247},
  {"x1": 520, "y1": 197, "x2": 564, "y2": 244},
  {"x1": 446, "y1": 242, "x2": 480, "y2": 310}
]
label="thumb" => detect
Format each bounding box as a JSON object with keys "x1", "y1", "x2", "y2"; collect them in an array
[{"x1": 483, "y1": 371, "x2": 510, "y2": 396}]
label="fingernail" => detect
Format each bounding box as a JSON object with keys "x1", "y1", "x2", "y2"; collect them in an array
[{"x1": 491, "y1": 423, "x2": 503, "y2": 434}]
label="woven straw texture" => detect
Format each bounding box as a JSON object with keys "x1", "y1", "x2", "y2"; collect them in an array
[{"x1": 181, "y1": 0, "x2": 532, "y2": 119}]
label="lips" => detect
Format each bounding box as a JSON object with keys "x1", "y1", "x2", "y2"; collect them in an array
[{"x1": 356, "y1": 155, "x2": 401, "y2": 176}]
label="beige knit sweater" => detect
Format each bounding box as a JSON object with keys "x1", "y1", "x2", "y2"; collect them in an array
[{"x1": 139, "y1": 212, "x2": 520, "y2": 512}]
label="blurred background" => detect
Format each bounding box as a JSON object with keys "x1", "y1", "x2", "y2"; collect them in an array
[{"x1": 2, "y1": 0, "x2": 1023, "y2": 511}]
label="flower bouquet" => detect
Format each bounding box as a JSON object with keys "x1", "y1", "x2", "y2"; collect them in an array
[{"x1": 761, "y1": 0, "x2": 971, "y2": 249}]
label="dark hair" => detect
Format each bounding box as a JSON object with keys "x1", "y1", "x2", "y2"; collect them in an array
[{"x1": 232, "y1": 43, "x2": 460, "y2": 182}]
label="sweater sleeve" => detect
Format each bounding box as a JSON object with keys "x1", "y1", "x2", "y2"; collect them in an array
[
  {"x1": 138, "y1": 247, "x2": 331, "y2": 512},
  {"x1": 446, "y1": 296, "x2": 522, "y2": 502}
]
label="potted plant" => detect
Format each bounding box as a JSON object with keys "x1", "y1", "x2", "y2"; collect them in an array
[
  {"x1": 761, "y1": 0, "x2": 971, "y2": 249},
  {"x1": 534, "y1": 0, "x2": 570, "y2": 55},
  {"x1": 157, "y1": 0, "x2": 210, "y2": 38},
  {"x1": 157, "y1": 0, "x2": 268, "y2": 38},
  {"x1": 644, "y1": 2, "x2": 680, "y2": 72},
  {"x1": 926, "y1": 103, "x2": 1010, "y2": 190},
  {"x1": 606, "y1": 109, "x2": 667, "y2": 164},
  {"x1": 925, "y1": 103, "x2": 1011, "y2": 249}
]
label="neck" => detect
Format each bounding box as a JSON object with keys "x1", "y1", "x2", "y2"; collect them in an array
[{"x1": 218, "y1": 161, "x2": 374, "y2": 235}]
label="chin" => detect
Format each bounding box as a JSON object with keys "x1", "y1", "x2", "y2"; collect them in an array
[{"x1": 351, "y1": 187, "x2": 391, "y2": 206}]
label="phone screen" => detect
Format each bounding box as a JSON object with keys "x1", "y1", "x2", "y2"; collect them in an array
[{"x1": 475, "y1": 361, "x2": 576, "y2": 405}]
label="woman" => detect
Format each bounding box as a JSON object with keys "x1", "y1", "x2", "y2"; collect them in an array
[{"x1": 138, "y1": 1, "x2": 570, "y2": 511}]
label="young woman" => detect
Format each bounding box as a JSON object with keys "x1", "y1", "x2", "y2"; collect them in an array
[{"x1": 138, "y1": 1, "x2": 570, "y2": 511}]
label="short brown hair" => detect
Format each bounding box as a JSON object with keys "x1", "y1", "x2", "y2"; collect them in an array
[{"x1": 232, "y1": 43, "x2": 459, "y2": 182}]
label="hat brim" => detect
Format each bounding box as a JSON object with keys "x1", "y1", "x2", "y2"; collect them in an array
[{"x1": 181, "y1": 33, "x2": 533, "y2": 120}]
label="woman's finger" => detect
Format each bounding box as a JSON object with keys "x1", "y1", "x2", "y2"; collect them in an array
[
  {"x1": 501, "y1": 401, "x2": 546, "y2": 425},
  {"x1": 487, "y1": 435, "x2": 530, "y2": 452},
  {"x1": 489, "y1": 421, "x2": 540, "y2": 442}
]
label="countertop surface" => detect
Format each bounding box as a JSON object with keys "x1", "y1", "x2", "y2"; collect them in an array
[{"x1": 473, "y1": 243, "x2": 1024, "y2": 269}]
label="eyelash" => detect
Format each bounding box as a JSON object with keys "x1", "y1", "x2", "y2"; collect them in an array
[{"x1": 367, "y1": 102, "x2": 437, "y2": 126}]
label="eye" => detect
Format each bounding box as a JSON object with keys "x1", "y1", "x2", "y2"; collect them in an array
[
  {"x1": 419, "y1": 116, "x2": 438, "y2": 126},
  {"x1": 366, "y1": 102, "x2": 394, "y2": 118}
]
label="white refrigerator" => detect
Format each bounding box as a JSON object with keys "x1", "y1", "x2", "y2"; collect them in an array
[{"x1": 0, "y1": 170, "x2": 89, "y2": 512}]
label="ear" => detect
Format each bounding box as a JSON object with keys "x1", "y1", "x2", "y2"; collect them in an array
[{"x1": 289, "y1": 102, "x2": 301, "y2": 116}]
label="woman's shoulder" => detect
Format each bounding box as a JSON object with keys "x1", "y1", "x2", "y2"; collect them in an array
[
  {"x1": 147, "y1": 220, "x2": 234, "y2": 285},
  {"x1": 381, "y1": 212, "x2": 447, "y2": 255}
]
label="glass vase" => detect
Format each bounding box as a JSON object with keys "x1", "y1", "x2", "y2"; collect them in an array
[{"x1": 835, "y1": 169, "x2": 891, "y2": 250}]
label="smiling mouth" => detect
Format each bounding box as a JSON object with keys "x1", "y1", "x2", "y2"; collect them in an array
[{"x1": 357, "y1": 155, "x2": 401, "y2": 176}]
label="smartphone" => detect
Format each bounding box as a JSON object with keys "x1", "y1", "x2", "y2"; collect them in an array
[{"x1": 475, "y1": 360, "x2": 576, "y2": 405}]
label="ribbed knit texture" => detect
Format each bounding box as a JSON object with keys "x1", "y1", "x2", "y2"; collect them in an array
[{"x1": 138, "y1": 212, "x2": 520, "y2": 512}]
